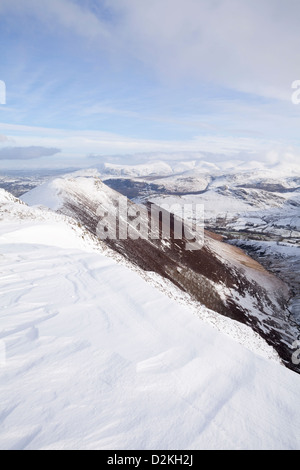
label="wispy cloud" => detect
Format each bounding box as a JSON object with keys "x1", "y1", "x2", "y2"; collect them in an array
[
  {"x1": 107, "y1": 0, "x2": 300, "y2": 101},
  {"x1": 0, "y1": 0, "x2": 300, "y2": 170},
  {"x1": 0, "y1": 121, "x2": 299, "y2": 171},
  {"x1": 82, "y1": 104, "x2": 140, "y2": 119},
  {"x1": 0, "y1": 146, "x2": 61, "y2": 160},
  {"x1": 2, "y1": 0, "x2": 299, "y2": 101},
  {"x1": 0, "y1": 0, "x2": 110, "y2": 41},
  {"x1": 0, "y1": 121, "x2": 288, "y2": 159}
]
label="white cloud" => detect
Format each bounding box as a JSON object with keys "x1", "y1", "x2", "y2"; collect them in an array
[
  {"x1": 1, "y1": 0, "x2": 299, "y2": 101},
  {"x1": 1, "y1": 121, "x2": 298, "y2": 163},
  {"x1": 106, "y1": 0, "x2": 300, "y2": 101},
  {"x1": 0, "y1": 122, "x2": 299, "y2": 171}
]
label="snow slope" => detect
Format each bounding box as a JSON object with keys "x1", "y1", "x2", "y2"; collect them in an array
[
  {"x1": 1, "y1": 211, "x2": 300, "y2": 449},
  {"x1": 21, "y1": 172, "x2": 299, "y2": 371},
  {"x1": 10, "y1": 186, "x2": 281, "y2": 360},
  {"x1": 230, "y1": 240, "x2": 300, "y2": 324},
  {"x1": 0, "y1": 189, "x2": 21, "y2": 205},
  {"x1": 1, "y1": 189, "x2": 300, "y2": 449}
]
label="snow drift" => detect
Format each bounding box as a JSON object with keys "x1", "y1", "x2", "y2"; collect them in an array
[{"x1": 1, "y1": 189, "x2": 300, "y2": 449}]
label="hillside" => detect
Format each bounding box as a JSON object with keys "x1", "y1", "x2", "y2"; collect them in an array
[
  {"x1": 1, "y1": 189, "x2": 300, "y2": 449},
  {"x1": 21, "y1": 171, "x2": 299, "y2": 372}
]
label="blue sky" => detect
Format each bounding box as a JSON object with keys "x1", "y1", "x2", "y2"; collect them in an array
[{"x1": 0, "y1": 0, "x2": 300, "y2": 169}]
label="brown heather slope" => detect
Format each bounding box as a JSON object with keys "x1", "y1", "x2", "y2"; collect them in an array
[{"x1": 25, "y1": 175, "x2": 300, "y2": 372}]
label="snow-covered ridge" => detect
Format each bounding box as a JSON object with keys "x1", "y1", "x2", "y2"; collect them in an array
[
  {"x1": 0, "y1": 188, "x2": 22, "y2": 205},
  {"x1": 21, "y1": 169, "x2": 101, "y2": 211},
  {"x1": 0, "y1": 187, "x2": 278, "y2": 361},
  {"x1": 97, "y1": 158, "x2": 300, "y2": 179},
  {"x1": 99, "y1": 161, "x2": 173, "y2": 177},
  {"x1": 0, "y1": 187, "x2": 107, "y2": 254},
  {"x1": 1, "y1": 188, "x2": 300, "y2": 449},
  {"x1": 21, "y1": 172, "x2": 298, "y2": 372}
]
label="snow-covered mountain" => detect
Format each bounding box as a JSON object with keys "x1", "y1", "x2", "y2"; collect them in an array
[
  {"x1": 0, "y1": 169, "x2": 72, "y2": 198},
  {"x1": 21, "y1": 171, "x2": 299, "y2": 372},
  {"x1": 1, "y1": 188, "x2": 300, "y2": 450},
  {"x1": 143, "y1": 165, "x2": 300, "y2": 345},
  {"x1": 97, "y1": 161, "x2": 299, "y2": 252},
  {"x1": 96, "y1": 160, "x2": 300, "y2": 338},
  {"x1": 0, "y1": 188, "x2": 21, "y2": 205}
]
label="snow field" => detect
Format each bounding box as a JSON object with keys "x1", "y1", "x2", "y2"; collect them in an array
[{"x1": 0, "y1": 221, "x2": 300, "y2": 449}]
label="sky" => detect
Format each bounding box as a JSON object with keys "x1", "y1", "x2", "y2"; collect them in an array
[{"x1": 0, "y1": 0, "x2": 300, "y2": 170}]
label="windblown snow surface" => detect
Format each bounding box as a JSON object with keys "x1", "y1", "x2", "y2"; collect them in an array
[{"x1": 1, "y1": 190, "x2": 300, "y2": 450}]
